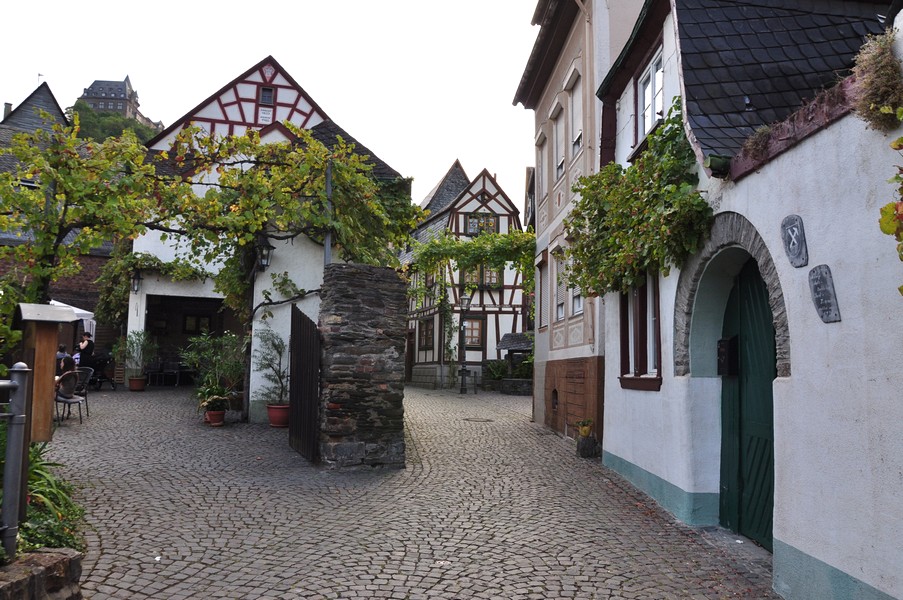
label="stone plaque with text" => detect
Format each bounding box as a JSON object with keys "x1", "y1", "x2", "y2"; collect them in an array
[{"x1": 808, "y1": 264, "x2": 841, "y2": 323}]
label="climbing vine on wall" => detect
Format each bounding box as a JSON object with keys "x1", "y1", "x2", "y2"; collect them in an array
[
  {"x1": 564, "y1": 99, "x2": 713, "y2": 295},
  {"x1": 852, "y1": 30, "x2": 903, "y2": 294}
]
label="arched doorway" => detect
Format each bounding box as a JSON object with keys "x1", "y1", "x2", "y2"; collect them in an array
[{"x1": 719, "y1": 258, "x2": 775, "y2": 551}]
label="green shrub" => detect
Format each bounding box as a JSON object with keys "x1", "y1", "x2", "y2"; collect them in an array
[{"x1": 483, "y1": 360, "x2": 508, "y2": 381}]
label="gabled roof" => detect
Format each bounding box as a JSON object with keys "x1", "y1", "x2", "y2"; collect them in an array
[
  {"x1": 399, "y1": 165, "x2": 520, "y2": 265},
  {"x1": 147, "y1": 55, "x2": 329, "y2": 148},
  {"x1": 419, "y1": 160, "x2": 470, "y2": 212},
  {"x1": 146, "y1": 56, "x2": 402, "y2": 182},
  {"x1": 1, "y1": 82, "x2": 68, "y2": 131},
  {"x1": 598, "y1": 0, "x2": 885, "y2": 158}
]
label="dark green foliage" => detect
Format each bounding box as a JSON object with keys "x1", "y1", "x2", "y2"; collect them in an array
[
  {"x1": 68, "y1": 100, "x2": 157, "y2": 143},
  {"x1": 565, "y1": 99, "x2": 713, "y2": 294}
]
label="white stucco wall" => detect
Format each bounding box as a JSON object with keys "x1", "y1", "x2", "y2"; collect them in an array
[
  {"x1": 246, "y1": 234, "x2": 325, "y2": 423},
  {"x1": 603, "y1": 106, "x2": 903, "y2": 595},
  {"x1": 713, "y1": 115, "x2": 903, "y2": 596}
]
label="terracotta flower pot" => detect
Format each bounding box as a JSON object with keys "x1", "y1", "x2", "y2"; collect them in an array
[
  {"x1": 206, "y1": 410, "x2": 225, "y2": 427},
  {"x1": 128, "y1": 376, "x2": 147, "y2": 392},
  {"x1": 266, "y1": 404, "x2": 290, "y2": 428}
]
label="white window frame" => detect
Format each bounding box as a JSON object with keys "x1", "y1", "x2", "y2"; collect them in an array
[
  {"x1": 638, "y1": 50, "x2": 664, "y2": 137},
  {"x1": 568, "y1": 74, "x2": 583, "y2": 156}
]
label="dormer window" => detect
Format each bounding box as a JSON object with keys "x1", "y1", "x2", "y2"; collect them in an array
[
  {"x1": 638, "y1": 50, "x2": 664, "y2": 137},
  {"x1": 260, "y1": 87, "x2": 274, "y2": 105}
]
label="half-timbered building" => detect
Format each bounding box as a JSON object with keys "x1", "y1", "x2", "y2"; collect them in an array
[
  {"x1": 130, "y1": 56, "x2": 405, "y2": 422},
  {"x1": 404, "y1": 161, "x2": 526, "y2": 389}
]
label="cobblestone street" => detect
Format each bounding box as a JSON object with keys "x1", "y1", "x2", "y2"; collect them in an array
[{"x1": 49, "y1": 386, "x2": 778, "y2": 599}]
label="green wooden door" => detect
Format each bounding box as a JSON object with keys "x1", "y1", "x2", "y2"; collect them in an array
[{"x1": 720, "y1": 259, "x2": 775, "y2": 551}]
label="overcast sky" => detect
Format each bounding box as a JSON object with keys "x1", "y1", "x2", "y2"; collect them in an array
[{"x1": 1, "y1": 1, "x2": 538, "y2": 211}]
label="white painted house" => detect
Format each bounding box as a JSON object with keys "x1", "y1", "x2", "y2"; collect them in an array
[
  {"x1": 584, "y1": 1, "x2": 903, "y2": 598},
  {"x1": 129, "y1": 56, "x2": 405, "y2": 422},
  {"x1": 403, "y1": 160, "x2": 526, "y2": 389}
]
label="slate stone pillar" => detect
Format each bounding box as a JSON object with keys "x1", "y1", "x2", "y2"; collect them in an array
[{"x1": 319, "y1": 264, "x2": 407, "y2": 469}]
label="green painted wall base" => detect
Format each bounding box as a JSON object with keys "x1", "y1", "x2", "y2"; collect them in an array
[
  {"x1": 773, "y1": 540, "x2": 897, "y2": 600},
  {"x1": 603, "y1": 451, "x2": 718, "y2": 526}
]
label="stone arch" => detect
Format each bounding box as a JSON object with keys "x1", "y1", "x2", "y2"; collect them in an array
[{"x1": 673, "y1": 212, "x2": 790, "y2": 377}]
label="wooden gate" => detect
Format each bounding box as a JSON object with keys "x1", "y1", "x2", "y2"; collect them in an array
[
  {"x1": 720, "y1": 259, "x2": 775, "y2": 551},
  {"x1": 289, "y1": 304, "x2": 321, "y2": 462}
]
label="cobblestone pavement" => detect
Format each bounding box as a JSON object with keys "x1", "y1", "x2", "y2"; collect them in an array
[{"x1": 48, "y1": 386, "x2": 778, "y2": 599}]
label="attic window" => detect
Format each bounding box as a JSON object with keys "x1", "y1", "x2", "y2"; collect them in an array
[{"x1": 260, "y1": 87, "x2": 274, "y2": 105}]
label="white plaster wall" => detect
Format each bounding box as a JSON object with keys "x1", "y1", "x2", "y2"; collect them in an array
[
  {"x1": 708, "y1": 115, "x2": 903, "y2": 596},
  {"x1": 605, "y1": 109, "x2": 903, "y2": 594},
  {"x1": 247, "y1": 234, "x2": 325, "y2": 423}
]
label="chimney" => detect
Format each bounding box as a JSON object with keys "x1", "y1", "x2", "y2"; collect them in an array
[{"x1": 3, "y1": 103, "x2": 12, "y2": 119}]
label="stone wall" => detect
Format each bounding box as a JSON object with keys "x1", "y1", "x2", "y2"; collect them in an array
[
  {"x1": 0, "y1": 549, "x2": 83, "y2": 599},
  {"x1": 318, "y1": 264, "x2": 407, "y2": 469}
]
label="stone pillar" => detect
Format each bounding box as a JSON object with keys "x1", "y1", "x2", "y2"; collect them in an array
[{"x1": 319, "y1": 264, "x2": 407, "y2": 469}]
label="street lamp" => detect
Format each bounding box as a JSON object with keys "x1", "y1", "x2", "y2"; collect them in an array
[
  {"x1": 459, "y1": 293, "x2": 472, "y2": 394},
  {"x1": 256, "y1": 234, "x2": 275, "y2": 271},
  {"x1": 130, "y1": 270, "x2": 143, "y2": 293}
]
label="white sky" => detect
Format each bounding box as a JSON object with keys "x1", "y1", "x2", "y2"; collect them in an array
[{"x1": 0, "y1": 1, "x2": 539, "y2": 212}]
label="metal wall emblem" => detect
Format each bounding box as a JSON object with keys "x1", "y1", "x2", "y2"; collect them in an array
[
  {"x1": 808, "y1": 265, "x2": 841, "y2": 323},
  {"x1": 781, "y1": 214, "x2": 808, "y2": 267}
]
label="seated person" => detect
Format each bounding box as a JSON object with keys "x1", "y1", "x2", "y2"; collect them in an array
[
  {"x1": 55, "y1": 345, "x2": 70, "y2": 375},
  {"x1": 55, "y1": 356, "x2": 78, "y2": 394}
]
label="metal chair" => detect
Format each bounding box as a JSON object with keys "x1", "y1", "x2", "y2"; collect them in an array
[
  {"x1": 74, "y1": 367, "x2": 93, "y2": 417},
  {"x1": 55, "y1": 372, "x2": 85, "y2": 424},
  {"x1": 161, "y1": 360, "x2": 182, "y2": 386}
]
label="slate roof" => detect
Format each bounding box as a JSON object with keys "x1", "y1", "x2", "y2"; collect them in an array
[
  {"x1": 677, "y1": 0, "x2": 885, "y2": 157},
  {"x1": 598, "y1": 0, "x2": 886, "y2": 159},
  {"x1": 497, "y1": 332, "x2": 534, "y2": 352},
  {"x1": 309, "y1": 119, "x2": 402, "y2": 181},
  {"x1": 398, "y1": 161, "x2": 471, "y2": 265},
  {"x1": 419, "y1": 160, "x2": 470, "y2": 212}
]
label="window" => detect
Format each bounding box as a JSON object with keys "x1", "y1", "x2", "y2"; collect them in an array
[
  {"x1": 260, "y1": 87, "x2": 274, "y2": 105},
  {"x1": 467, "y1": 213, "x2": 497, "y2": 235},
  {"x1": 619, "y1": 272, "x2": 661, "y2": 391},
  {"x1": 464, "y1": 318, "x2": 484, "y2": 348},
  {"x1": 464, "y1": 265, "x2": 499, "y2": 288},
  {"x1": 98, "y1": 102, "x2": 105, "y2": 109},
  {"x1": 553, "y1": 112, "x2": 565, "y2": 180},
  {"x1": 572, "y1": 284, "x2": 583, "y2": 315},
  {"x1": 117, "y1": 102, "x2": 123, "y2": 109},
  {"x1": 569, "y1": 75, "x2": 583, "y2": 155},
  {"x1": 418, "y1": 319, "x2": 434, "y2": 349},
  {"x1": 639, "y1": 51, "x2": 664, "y2": 137},
  {"x1": 537, "y1": 260, "x2": 548, "y2": 328},
  {"x1": 536, "y1": 139, "x2": 546, "y2": 200},
  {"x1": 555, "y1": 257, "x2": 566, "y2": 321}
]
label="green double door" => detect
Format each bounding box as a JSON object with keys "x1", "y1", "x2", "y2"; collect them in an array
[{"x1": 720, "y1": 259, "x2": 775, "y2": 551}]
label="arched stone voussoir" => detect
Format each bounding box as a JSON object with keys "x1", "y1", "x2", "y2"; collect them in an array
[{"x1": 673, "y1": 212, "x2": 790, "y2": 378}]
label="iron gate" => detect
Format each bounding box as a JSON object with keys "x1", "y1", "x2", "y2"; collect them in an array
[{"x1": 289, "y1": 304, "x2": 320, "y2": 462}]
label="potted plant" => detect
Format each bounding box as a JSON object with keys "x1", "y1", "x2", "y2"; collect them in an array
[
  {"x1": 253, "y1": 327, "x2": 290, "y2": 427},
  {"x1": 575, "y1": 418, "x2": 597, "y2": 458},
  {"x1": 197, "y1": 382, "x2": 230, "y2": 427},
  {"x1": 114, "y1": 330, "x2": 158, "y2": 392},
  {"x1": 182, "y1": 331, "x2": 247, "y2": 413}
]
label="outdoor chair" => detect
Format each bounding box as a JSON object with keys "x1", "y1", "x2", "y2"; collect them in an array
[
  {"x1": 74, "y1": 367, "x2": 93, "y2": 417},
  {"x1": 161, "y1": 360, "x2": 182, "y2": 386},
  {"x1": 55, "y1": 372, "x2": 86, "y2": 424}
]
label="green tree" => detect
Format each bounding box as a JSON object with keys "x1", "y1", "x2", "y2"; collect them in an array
[
  {"x1": 0, "y1": 113, "x2": 157, "y2": 304},
  {"x1": 151, "y1": 123, "x2": 423, "y2": 326},
  {"x1": 68, "y1": 100, "x2": 157, "y2": 143}
]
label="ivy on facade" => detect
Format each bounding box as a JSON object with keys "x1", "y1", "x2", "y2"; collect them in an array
[{"x1": 564, "y1": 99, "x2": 713, "y2": 295}]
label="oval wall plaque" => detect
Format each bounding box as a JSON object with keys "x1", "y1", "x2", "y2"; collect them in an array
[{"x1": 781, "y1": 214, "x2": 808, "y2": 268}]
